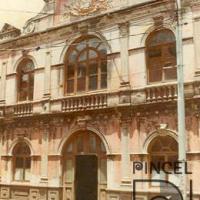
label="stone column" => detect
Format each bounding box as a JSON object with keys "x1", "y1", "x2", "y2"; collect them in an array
[
  {"x1": 40, "y1": 127, "x2": 49, "y2": 184},
  {"x1": 44, "y1": 51, "x2": 51, "y2": 97},
  {"x1": 119, "y1": 22, "x2": 130, "y2": 88},
  {"x1": 0, "y1": 62, "x2": 7, "y2": 104},
  {"x1": 120, "y1": 113, "x2": 131, "y2": 186}
]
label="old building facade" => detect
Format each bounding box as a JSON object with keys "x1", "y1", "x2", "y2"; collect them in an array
[{"x1": 0, "y1": 0, "x2": 200, "y2": 199}]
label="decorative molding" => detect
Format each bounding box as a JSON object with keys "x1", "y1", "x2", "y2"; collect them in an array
[
  {"x1": 118, "y1": 22, "x2": 129, "y2": 37},
  {"x1": 64, "y1": 0, "x2": 109, "y2": 17},
  {"x1": 0, "y1": 23, "x2": 21, "y2": 41}
]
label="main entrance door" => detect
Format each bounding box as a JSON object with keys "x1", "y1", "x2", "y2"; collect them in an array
[
  {"x1": 75, "y1": 155, "x2": 98, "y2": 200},
  {"x1": 62, "y1": 131, "x2": 107, "y2": 200}
]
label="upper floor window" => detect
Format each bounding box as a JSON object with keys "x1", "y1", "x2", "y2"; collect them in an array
[
  {"x1": 17, "y1": 59, "x2": 34, "y2": 101},
  {"x1": 65, "y1": 36, "x2": 107, "y2": 94},
  {"x1": 146, "y1": 29, "x2": 177, "y2": 83},
  {"x1": 13, "y1": 142, "x2": 31, "y2": 181}
]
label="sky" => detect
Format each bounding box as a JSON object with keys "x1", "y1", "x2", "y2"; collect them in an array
[{"x1": 0, "y1": 0, "x2": 45, "y2": 30}]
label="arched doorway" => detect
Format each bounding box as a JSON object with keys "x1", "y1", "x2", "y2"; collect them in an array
[
  {"x1": 62, "y1": 131, "x2": 107, "y2": 200},
  {"x1": 148, "y1": 135, "x2": 178, "y2": 185}
]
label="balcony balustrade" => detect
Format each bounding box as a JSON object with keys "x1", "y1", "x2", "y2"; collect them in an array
[
  {"x1": 0, "y1": 82, "x2": 195, "y2": 118},
  {"x1": 62, "y1": 93, "x2": 108, "y2": 112},
  {"x1": 13, "y1": 102, "x2": 33, "y2": 117},
  {"x1": 145, "y1": 84, "x2": 177, "y2": 103}
]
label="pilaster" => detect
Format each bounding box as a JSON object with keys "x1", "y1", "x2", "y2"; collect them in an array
[
  {"x1": 0, "y1": 62, "x2": 7, "y2": 104},
  {"x1": 40, "y1": 126, "x2": 49, "y2": 184},
  {"x1": 120, "y1": 111, "x2": 132, "y2": 186},
  {"x1": 119, "y1": 22, "x2": 130, "y2": 88},
  {"x1": 43, "y1": 50, "x2": 51, "y2": 98}
]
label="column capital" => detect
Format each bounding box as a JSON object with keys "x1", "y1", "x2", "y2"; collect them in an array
[
  {"x1": 118, "y1": 22, "x2": 129, "y2": 37},
  {"x1": 120, "y1": 110, "x2": 132, "y2": 125}
]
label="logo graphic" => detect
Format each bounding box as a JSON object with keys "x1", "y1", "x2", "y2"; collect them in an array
[{"x1": 133, "y1": 161, "x2": 193, "y2": 200}]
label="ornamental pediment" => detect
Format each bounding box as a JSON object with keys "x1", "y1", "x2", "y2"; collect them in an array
[{"x1": 0, "y1": 23, "x2": 21, "y2": 42}]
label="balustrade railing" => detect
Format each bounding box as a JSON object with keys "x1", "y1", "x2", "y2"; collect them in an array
[
  {"x1": 62, "y1": 93, "x2": 108, "y2": 112},
  {"x1": 14, "y1": 102, "x2": 33, "y2": 116},
  {"x1": 145, "y1": 84, "x2": 177, "y2": 103}
]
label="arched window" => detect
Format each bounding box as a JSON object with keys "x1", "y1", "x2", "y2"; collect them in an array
[
  {"x1": 13, "y1": 142, "x2": 31, "y2": 181},
  {"x1": 17, "y1": 59, "x2": 34, "y2": 101},
  {"x1": 146, "y1": 29, "x2": 177, "y2": 83},
  {"x1": 65, "y1": 36, "x2": 107, "y2": 94},
  {"x1": 148, "y1": 135, "x2": 178, "y2": 182}
]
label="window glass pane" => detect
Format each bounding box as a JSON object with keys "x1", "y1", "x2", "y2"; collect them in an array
[
  {"x1": 148, "y1": 31, "x2": 175, "y2": 47},
  {"x1": 66, "y1": 159, "x2": 73, "y2": 182},
  {"x1": 16, "y1": 157, "x2": 23, "y2": 168},
  {"x1": 100, "y1": 159, "x2": 107, "y2": 183},
  {"x1": 164, "y1": 67, "x2": 177, "y2": 80},
  {"x1": 78, "y1": 51, "x2": 87, "y2": 62},
  {"x1": 98, "y1": 44, "x2": 107, "y2": 56},
  {"x1": 29, "y1": 74, "x2": 34, "y2": 86},
  {"x1": 76, "y1": 41, "x2": 87, "y2": 51},
  {"x1": 151, "y1": 170, "x2": 166, "y2": 186},
  {"x1": 67, "y1": 80, "x2": 74, "y2": 93},
  {"x1": 25, "y1": 168, "x2": 30, "y2": 181},
  {"x1": 89, "y1": 134, "x2": 97, "y2": 153},
  {"x1": 22, "y1": 74, "x2": 29, "y2": 82},
  {"x1": 148, "y1": 48, "x2": 161, "y2": 58},
  {"x1": 19, "y1": 91, "x2": 28, "y2": 101},
  {"x1": 14, "y1": 144, "x2": 31, "y2": 156},
  {"x1": 29, "y1": 89, "x2": 33, "y2": 101},
  {"x1": 77, "y1": 63, "x2": 86, "y2": 78},
  {"x1": 21, "y1": 60, "x2": 34, "y2": 73},
  {"x1": 101, "y1": 74, "x2": 107, "y2": 89},
  {"x1": 89, "y1": 38, "x2": 100, "y2": 48},
  {"x1": 89, "y1": 76, "x2": 98, "y2": 91},
  {"x1": 89, "y1": 50, "x2": 98, "y2": 59},
  {"x1": 67, "y1": 142, "x2": 72, "y2": 153},
  {"x1": 150, "y1": 156, "x2": 166, "y2": 186},
  {"x1": 168, "y1": 45, "x2": 176, "y2": 57},
  {"x1": 89, "y1": 62, "x2": 98, "y2": 75},
  {"x1": 15, "y1": 157, "x2": 24, "y2": 181},
  {"x1": 167, "y1": 155, "x2": 178, "y2": 171},
  {"x1": 77, "y1": 63, "x2": 86, "y2": 92},
  {"x1": 25, "y1": 158, "x2": 31, "y2": 169},
  {"x1": 69, "y1": 50, "x2": 78, "y2": 63},
  {"x1": 67, "y1": 64, "x2": 74, "y2": 79},
  {"x1": 100, "y1": 142, "x2": 106, "y2": 153},
  {"x1": 77, "y1": 135, "x2": 84, "y2": 153},
  {"x1": 25, "y1": 61, "x2": 34, "y2": 72},
  {"x1": 77, "y1": 76, "x2": 86, "y2": 91},
  {"x1": 15, "y1": 168, "x2": 24, "y2": 181},
  {"x1": 101, "y1": 61, "x2": 107, "y2": 73},
  {"x1": 148, "y1": 67, "x2": 162, "y2": 82}
]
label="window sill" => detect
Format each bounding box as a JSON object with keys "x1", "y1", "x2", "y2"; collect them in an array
[
  {"x1": 11, "y1": 180, "x2": 30, "y2": 185},
  {"x1": 146, "y1": 80, "x2": 178, "y2": 88}
]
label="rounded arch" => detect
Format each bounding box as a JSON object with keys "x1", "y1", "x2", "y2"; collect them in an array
[
  {"x1": 58, "y1": 127, "x2": 111, "y2": 155},
  {"x1": 140, "y1": 24, "x2": 176, "y2": 47},
  {"x1": 14, "y1": 55, "x2": 37, "y2": 73},
  {"x1": 143, "y1": 129, "x2": 178, "y2": 154},
  {"x1": 8, "y1": 138, "x2": 35, "y2": 156},
  {"x1": 60, "y1": 32, "x2": 112, "y2": 63}
]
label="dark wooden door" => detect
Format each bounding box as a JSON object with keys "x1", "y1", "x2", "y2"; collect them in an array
[{"x1": 75, "y1": 155, "x2": 98, "y2": 200}]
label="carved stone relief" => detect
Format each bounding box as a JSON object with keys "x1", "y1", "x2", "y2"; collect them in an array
[{"x1": 64, "y1": 0, "x2": 110, "y2": 17}]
